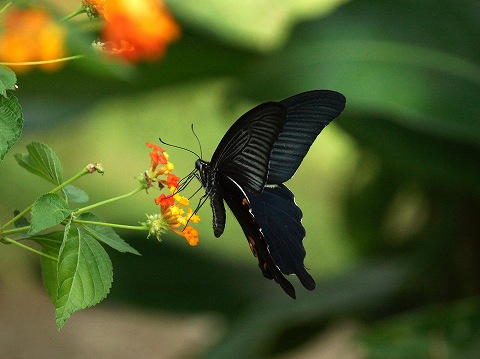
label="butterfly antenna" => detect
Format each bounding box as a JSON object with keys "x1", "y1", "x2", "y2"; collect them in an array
[
  {"x1": 191, "y1": 124, "x2": 203, "y2": 159},
  {"x1": 158, "y1": 137, "x2": 200, "y2": 159}
]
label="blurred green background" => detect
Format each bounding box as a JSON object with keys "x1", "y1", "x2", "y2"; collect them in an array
[{"x1": 1, "y1": 0, "x2": 480, "y2": 358}]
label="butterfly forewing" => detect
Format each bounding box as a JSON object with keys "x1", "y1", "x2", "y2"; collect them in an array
[
  {"x1": 267, "y1": 90, "x2": 346, "y2": 184},
  {"x1": 211, "y1": 102, "x2": 288, "y2": 194}
]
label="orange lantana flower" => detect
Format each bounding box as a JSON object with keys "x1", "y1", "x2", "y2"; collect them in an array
[
  {"x1": 146, "y1": 141, "x2": 174, "y2": 178},
  {"x1": 89, "y1": 0, "x2": 180, "y2": 62},
  {"x1": 183, "y1": 226, "x2": 199, "y2": 246},
  {"x1": 0, "y1": 8, "x2": 67, "y2": 72},
  {"x1": 154, "y1": 193, "x2": 174, "y2": 207},
  {"x1": 146, "y1": 142, "x2": 167, "y2": 169},
  {"x1": 143, "y1": 142, "x2": 201, "y2": 246},
  {"x1": 166, "y1": 173, "x2": 180, "y2": 189}
]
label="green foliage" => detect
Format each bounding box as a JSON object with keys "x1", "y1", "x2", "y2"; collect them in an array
[
  {"x1": 0, "y1": 64, "x2": 16, "y2": 96},
  {"x1": 76, "y1": 212, "x2": 140, "y2": 255},
  {"x1": 33, "y1": 231, "x2": 64, "y2": 301},
  {"x1": 29, "y1": 193, "x2": 72, "y2": 235},
  {"x1": 14, "y1": 142, "x2": 91, "y2": 205},
  {"x1": 0, "y1": 91, "x2": 23, "y2": 163},
  {"x1": 15, "y1": 141, "x2": 64, "y2": 184},
  {"x1": 55, "y1": 226, "x2": 113, "y2": 329},
  {"x1": 63, "y1": 184, "x2": 90, "y2": 204},
  {"x1": 26, "y1": 208, "x2": 127, "y2": 330},
  {"x1": 2, "y1": 142, "x2": 140, "y2": 329},
  {"x1": 167, "y1": 0, "x2": 347, "y2": 51}
]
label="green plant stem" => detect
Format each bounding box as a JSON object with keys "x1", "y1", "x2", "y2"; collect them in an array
[
  {"x1": 0, "y1": 2, "x2": 12, "y2": 14},
  {"x1": 2, "y1": 226, "x2": 30, "y2": 236},
  {"x1": 2, "y1": 237, "x2": 57, "y2": 262},
  {"x1": 1, "y1": 167, "x2": 90, "y2": 231},
  {"x1": 74, "y1": 219, "x2": 148, "y2": 231},
  {"x1": 61, "y1": 6, "x2": 86, "y2": 21},
  {"x1": 74, "y1": 185, "x2": 146, "y2": 215},
  {"x1": 0, "y1": 55, "x2": 84, "y2": 67},
  {"x1": 50, "y1": 167, "x2": 91, "y2": 194}
]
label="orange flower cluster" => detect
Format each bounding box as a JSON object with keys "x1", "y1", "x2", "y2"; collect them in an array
[
  {"x1": 0, "y1": 1, "x2": 179, "y2": 72},
  {"x1": 159, "y1": 189, "x2": 201, "y2": 246},
  {"x1": 0, "y1": 8, "x2": 66, "y2": 72},
  {"x1": 84, "y1": 0, "x2": 180, "y2": 62},
  {"x1": 145, "y1": 142, "x2": 201, "y2": 246}
]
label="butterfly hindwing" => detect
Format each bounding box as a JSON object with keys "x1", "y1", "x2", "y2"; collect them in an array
[
  {"x1": 218, "y1": 173, "x2": 297, "y2": 298},
  {"x1": 250, "y1": 184, "x2": 315, "y2": 290},
  {"x1": 267, "y1": 90, "x2": 346, "y2": 184}
]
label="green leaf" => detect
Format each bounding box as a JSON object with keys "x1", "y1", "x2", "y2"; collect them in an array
[
  {"x1": 15, "y1": 142, "x2": 63, "y2": 184},
  {"x1": 55, "y1": 227, "x2": 113, "y2": 329},
  {"x1": 168, "y1": 0, "x2": 347, "y2": 51},
  {"x1": 0, "y1": 91, "x2": 23, "y2": 163},
  {"x1": 63, "y1": 184, "x2": 89, "y2": 204},
  {"x1": 14, "y1": 153, "x2": 45, "y2": 179},
  {"x1": 31, "y1": 231, "x2": 64, "y2": 303},
  {"x1": 0, "y1": 65, "x2": 17, "y2": 97},
  {"x1": 29, "y1": 193, "x2": 72, "y2": 235},
  {"x1": 77, "y1": 212, "x2": 140, "y2": 255}
]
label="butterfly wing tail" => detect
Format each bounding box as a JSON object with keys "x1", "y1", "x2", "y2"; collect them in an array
[
  {"x1": 245, "y1": 234, "x2": 296, "y2": 299},
  {"x1": 296, "y1": 268, "x2": 316, "y2": 291},
  {"x1": 273, "y1": 267, "x2": 296, "y2": 299}
]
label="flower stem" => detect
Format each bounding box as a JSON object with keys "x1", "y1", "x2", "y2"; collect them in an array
[
  {"x1": 0, "y1": 55, "x2": 85, "y2": 67},
  {"x1": 50, "y1": 167, "x2": 91, "y2": 194},
  {"x1": 74, "y1": 185, "x2": 146, "y2": 215},
  {"x1": 74, "y1": 219, "x2": 148, "y2": 231},
  {"x1": 0, "y1": 2, "x2": 12, "y2": 14},
  {"x1": 2, "y1": 236, "x2": 58, "y2": 262},
  {"x1": 2, "y1": 226, "x2": 30, "y2": 236},
  {"x1": 61, "y1": 6, "x2": 86, "y2": 21}
]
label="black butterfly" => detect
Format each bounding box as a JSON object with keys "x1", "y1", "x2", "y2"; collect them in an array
[{"x1": 195, "y1": 90, "x2": 346, "y2": 298}]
